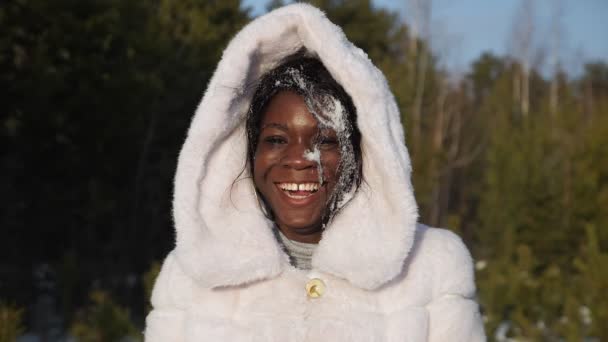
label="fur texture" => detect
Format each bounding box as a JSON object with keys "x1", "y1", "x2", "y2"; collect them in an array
[{"x1": 146, "y1": 4, "x2": 485, "y2": 341}]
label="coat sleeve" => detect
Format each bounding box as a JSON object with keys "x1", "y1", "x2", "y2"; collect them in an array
[
  {"x1": 144, "y1": 252, "x2": 191, "y2": 342},
  {"x1": 424, "y1": 229, "x2": 486, "y2": 342}
]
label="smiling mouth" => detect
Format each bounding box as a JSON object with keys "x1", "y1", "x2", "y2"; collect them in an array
[{"x1": 276, "y1": 182, "x2": 320, "y2": 199}]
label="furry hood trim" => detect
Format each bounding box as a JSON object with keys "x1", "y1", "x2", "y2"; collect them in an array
[{"x1": 172, "y1": 3, "x2": 418, "y2": 291}]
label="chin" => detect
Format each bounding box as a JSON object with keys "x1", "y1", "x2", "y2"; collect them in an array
[{"x1": 277, "y1": 215, "x2": 322, "y2": 232}]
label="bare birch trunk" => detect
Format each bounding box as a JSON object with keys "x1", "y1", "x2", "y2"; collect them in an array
[
  {"x1": 549, "y1": 0, "x2": 563, "y2": 120},
  {"x1": 408, "y1": 0, "x2": 431, "y2": 155},
  {"x1": 510, "y1": 0, "x2": 534, "y2": 118},
  {"x1": 522, "y1": 66, "x2": 529, "y2": 117},
  {"x1": 429, "y1": 79, "x2": 447, "y2": 226},
  {"x1": 513, "y1": 63, "x2": 521, "y2": 115}
]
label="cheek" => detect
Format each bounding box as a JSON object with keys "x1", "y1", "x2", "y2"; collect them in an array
[
  {"x1": 321, "y1": 151, "x2": 341, "y2": 183},
  {"x1": 252, "y1": 151, "x2": 266, "y2": 187},
  {"x1": 253, "y1": 148, "x2": 278, "y2": 186}
]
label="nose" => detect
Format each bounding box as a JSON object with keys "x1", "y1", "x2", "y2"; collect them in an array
[{"x1": 281, "y1": 141, "x2": 316, "y2": 170}]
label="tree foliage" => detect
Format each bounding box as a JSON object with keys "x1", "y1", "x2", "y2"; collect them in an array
[
  {"x1": 70, "y1": 290, "x2": 140, "y2": 342},
  {"x1": 0, "y1": 301, "x2": 25, "y2": 342},
  {"x1": 1, "y1": 0, "x2": 249, "y2": 330}
]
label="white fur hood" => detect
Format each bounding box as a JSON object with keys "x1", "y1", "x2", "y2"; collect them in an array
[{"x1": 172, "y1": 3, "x2": 418, "y2": 291}]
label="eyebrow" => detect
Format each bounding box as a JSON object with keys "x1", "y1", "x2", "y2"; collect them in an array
[{"x1": 261, "y1": 123, "x2": 288, "y2": 131}]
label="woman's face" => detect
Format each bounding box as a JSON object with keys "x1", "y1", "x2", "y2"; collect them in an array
[{"x1": 253, "y1": 91, "x2": 340, "y2": 243}]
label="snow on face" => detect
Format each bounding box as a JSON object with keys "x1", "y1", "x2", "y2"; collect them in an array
[
  {"x1": 303, "y1": 147, "x2": 321, "y2": 163},
  {"x1": 303, "y1": 147, "x2": 323, "y2": 185},
  {"x1": 314, "y1": 95, "x2": 358, "y2": 212}
]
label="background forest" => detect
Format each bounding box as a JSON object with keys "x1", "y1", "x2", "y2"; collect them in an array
[{"x1": 1, "y1": 0, "x2": 607, "y2": 341}]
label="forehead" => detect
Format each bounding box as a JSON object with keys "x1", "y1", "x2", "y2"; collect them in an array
[{"x1": 261, "y1": 91, "x2": 318, "y2": 128}]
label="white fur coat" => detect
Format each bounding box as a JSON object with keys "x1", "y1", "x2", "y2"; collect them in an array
[{"x1": 145, "y1": 4, "x2": 485, "y2": 341}]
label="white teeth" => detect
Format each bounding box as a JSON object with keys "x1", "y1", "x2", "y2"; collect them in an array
[{"x1": 278, "y1": 182, "x2": 319, "y2": 192}]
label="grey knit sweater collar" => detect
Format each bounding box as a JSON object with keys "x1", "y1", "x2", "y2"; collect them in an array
[{"x1": 275, "y1": 229, "x2": 318, "y2": 270}]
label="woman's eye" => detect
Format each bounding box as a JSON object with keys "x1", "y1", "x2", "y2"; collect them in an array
[
  {"x1": 318, "y1": 136, "x2": 338, "y2": 146},
  {"x1": 264, "y1": 136, "x2": 287, "y2": 145}
]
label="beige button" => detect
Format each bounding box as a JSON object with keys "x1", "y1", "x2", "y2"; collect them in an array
[{"x1": 306, "y1": 278, "x2": 326, "y2": 298}]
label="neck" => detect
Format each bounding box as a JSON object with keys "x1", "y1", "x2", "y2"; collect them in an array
[{"x1": 276, "y1": 224, "x2": 322, "y2": 244}]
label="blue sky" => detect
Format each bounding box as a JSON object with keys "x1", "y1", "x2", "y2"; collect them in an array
[{"x1": 242, "y1": 0, "x2": 607, "y2": 76}]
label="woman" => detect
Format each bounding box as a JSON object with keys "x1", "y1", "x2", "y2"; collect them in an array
[{"x1": 145, "y1": 4, "x2": 485, "y2": 341}]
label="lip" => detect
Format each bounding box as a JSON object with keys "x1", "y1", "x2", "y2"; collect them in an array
[
  {"x1": 275, "y1": 180, "x2": 321, "y2": 184},
  {"x1": 274, "y1": 182, "x2": 323, "y2": 207}
]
